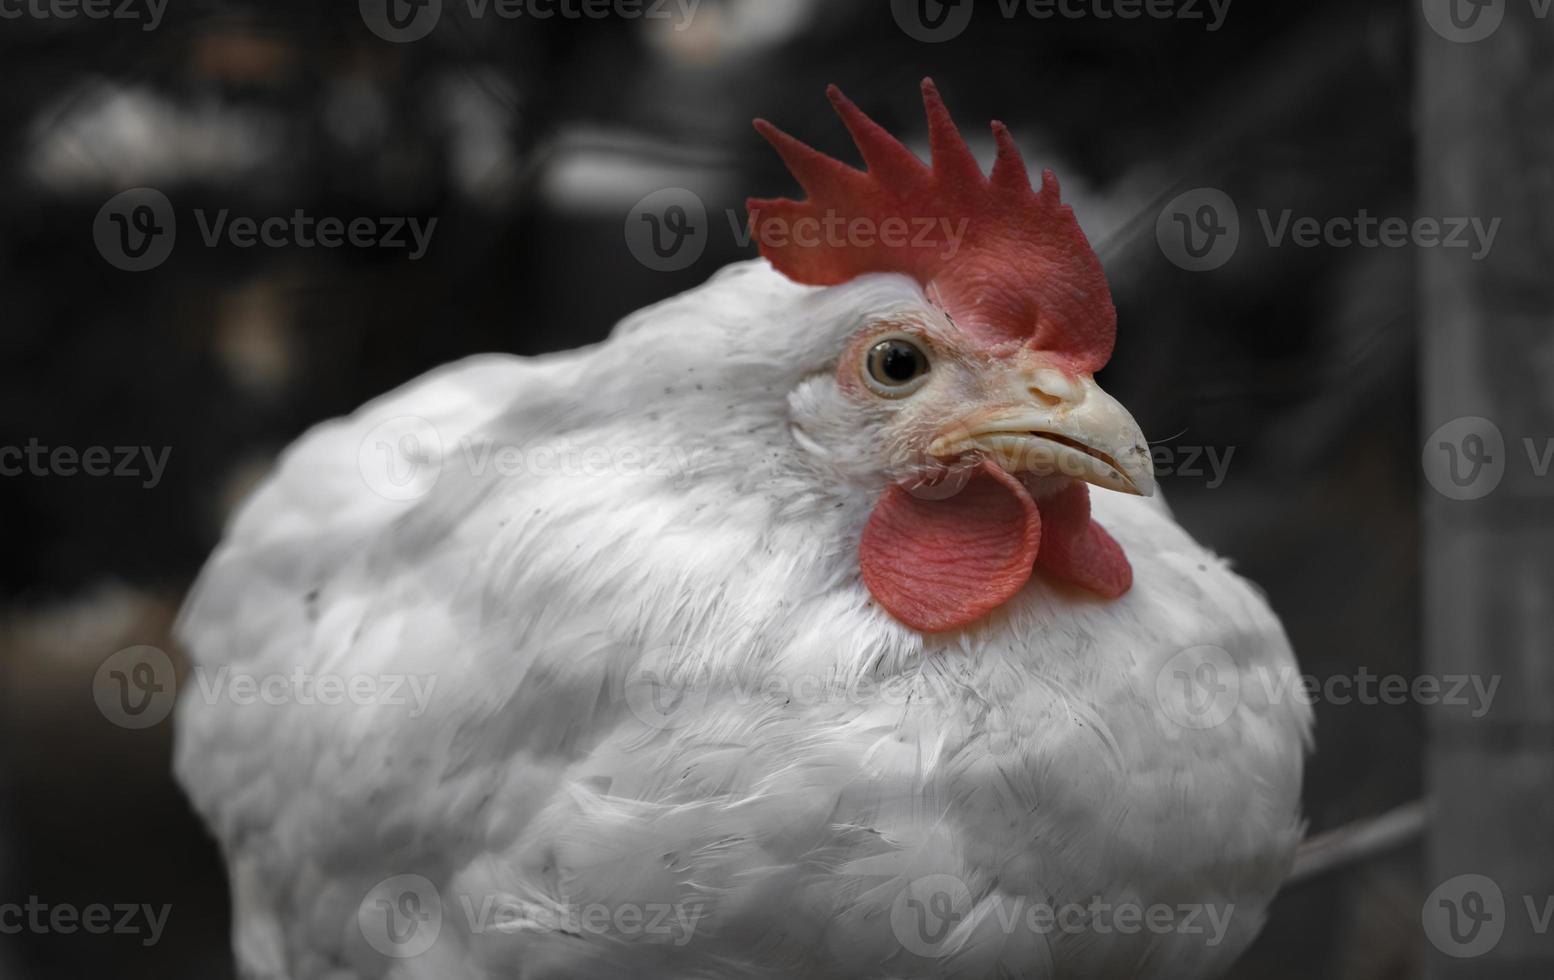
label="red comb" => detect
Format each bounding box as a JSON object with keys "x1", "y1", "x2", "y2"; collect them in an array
[{"x1": 748, "y1": 79, "x2": 1116, "y2": 372}]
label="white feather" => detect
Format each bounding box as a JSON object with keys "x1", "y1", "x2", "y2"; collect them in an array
[{"x1": 175, "y1": 260, "x2": 1309, "y2": 980}]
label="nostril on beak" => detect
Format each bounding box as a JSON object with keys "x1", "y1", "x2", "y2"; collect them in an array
[
  {"x1": 1027, "y1": 386, "x2": 1063, "y2": 407},
  {"x1": 1024, "y1": 366, "x2": 1081, "y2": 407}
]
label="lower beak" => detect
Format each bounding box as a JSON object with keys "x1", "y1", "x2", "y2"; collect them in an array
[{"x1": 927, "y1": 374, "x2": 1155, "y2": 497}]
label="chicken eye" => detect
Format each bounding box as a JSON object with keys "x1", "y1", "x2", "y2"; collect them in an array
[{"x1": 863, "y1": 337, "x2": 931, "y2": 396}]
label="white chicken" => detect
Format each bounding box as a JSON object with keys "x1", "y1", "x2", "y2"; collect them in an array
[{"x1": 175, "y1": 79, "x2": 1310, "y2": 979}]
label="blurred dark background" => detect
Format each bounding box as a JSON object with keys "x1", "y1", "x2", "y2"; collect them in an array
[{"x1": 0, "y1": 0, "x2": 1539, "y2": 977}]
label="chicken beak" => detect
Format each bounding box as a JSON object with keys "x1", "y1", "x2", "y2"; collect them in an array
[{"x1": 928, "y1": 369, "x2": 1155, "y2": 497}]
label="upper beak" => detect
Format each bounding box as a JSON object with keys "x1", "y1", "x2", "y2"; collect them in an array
[{"x1": 927, "y1": 369, "x2": 1155, "y2": 496}]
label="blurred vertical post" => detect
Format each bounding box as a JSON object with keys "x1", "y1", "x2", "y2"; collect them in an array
[{"x1": 1419, "y1": 3, "x2": 1554, "y2": 978}]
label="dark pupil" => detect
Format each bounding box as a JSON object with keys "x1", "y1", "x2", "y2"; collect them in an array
[{"x1": 877, "y1": 342, "x2": 922, "y2": 383}]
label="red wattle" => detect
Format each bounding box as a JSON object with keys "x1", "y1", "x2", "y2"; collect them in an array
[
  {"x1": 859, "y1": 462, "x2": 1041, "y2": 632},
  {"x1": 1033, "y1": 480, "x2": 1133, "y2": 598}
]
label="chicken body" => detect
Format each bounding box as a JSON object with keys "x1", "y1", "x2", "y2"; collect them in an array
[{"x1": 176, "y1": 262, "x2": 1309, "y2": 979}]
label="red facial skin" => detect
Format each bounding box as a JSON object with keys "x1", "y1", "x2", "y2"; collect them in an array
[{"x1": 752, "y1": 79, "x2": 1133, "y2": 631}]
